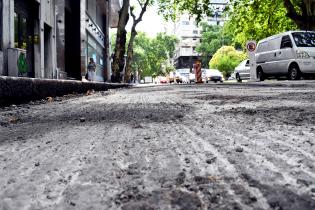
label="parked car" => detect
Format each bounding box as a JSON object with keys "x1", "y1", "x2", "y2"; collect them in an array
[
  {"x1": 203, "y1": 69, "x2": 224, "y2": 83},
  {"x1": 189, "y1": 73, "x2": 195, "y2": 83},
  {"x1": 228, "y1": 72, "x2": 236, "y2": 80},
  {"x1": 155, "y1": 76, "x2": 167, "y2": 84},
  {"x1": 169, "y1": 72, "x2": 175, "y2": 83},
  {"x1": 255, "y1": 31, "x2": 315, "y2": 81},
  {"x1": 159, "y1": 76, "x2": 168, "y2": 83},
  {"x1": 174, "y1": 69, "x2": 190, "y2": 83},
  {"x1": 175, "y1": 72, "x2": 183, "y2": 83},
  {"x1": 181, "y1": 74, "x2": 190, "y2": 83},
  {"x1": 235, "y1": 59, "x2": 250, "y2": 82}
]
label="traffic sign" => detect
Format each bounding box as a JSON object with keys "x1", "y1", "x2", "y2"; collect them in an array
[
  {"x1": 246, "y1": 40, "x2": 257, "y2": 81},
  {"x1": 246, "y1": 41, "x2": 256, "y2": 52}
]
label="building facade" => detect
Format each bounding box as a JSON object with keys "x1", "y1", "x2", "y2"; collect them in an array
[
  {"x1": 173, "y1": 0, "x2": 228, "y2": 70},
  {"x1": 0, "y1": 0, "x2": 120, "y2": 82}
]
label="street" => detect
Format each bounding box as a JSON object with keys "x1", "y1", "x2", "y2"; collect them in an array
[{"x1": 1, "y1": 82, "x2": 315, "y2": 210}]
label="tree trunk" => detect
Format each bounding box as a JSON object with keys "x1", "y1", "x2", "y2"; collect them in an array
[
  {"x1": 112, "y1": 0, "x2": 130, "y2": 82},
  {"x1": 283, "y1": 0, "x2": 315, "y2": 30},
  {"x1": 124, "y1": 28, "x2": 137, "y2": 83},
  {"x1": 123, "y1": 0, "x2": 150, "y2": 83}
]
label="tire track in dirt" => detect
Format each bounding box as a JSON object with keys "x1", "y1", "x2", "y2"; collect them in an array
[
  {"x1": 182, "y1": 90, "x2": 315, "y2": 209},
  {"x1": 175, "y1": 119, "x2": 270, "y2": 210},
  {"x1": 111, "y1": 90, "x2": 206, "y2": 209},
  {"x1": 163, "y1": 97, "x2": 270, "y2": 210}
]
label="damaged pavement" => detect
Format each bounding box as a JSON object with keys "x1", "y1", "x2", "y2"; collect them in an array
[{"x1": 0, "y1": 82, "x2": 315, "y2": 209}]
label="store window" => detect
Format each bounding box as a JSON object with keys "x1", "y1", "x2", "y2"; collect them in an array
[
  {"x1": 14, "y1": 12, "x2": 28, "y2": 49},
  {"x1": 87, "y1": 34, "x2": 105, "y2": 81}
]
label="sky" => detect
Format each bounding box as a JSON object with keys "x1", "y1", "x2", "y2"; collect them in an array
[{"x1": 126, "y1": 5, "x2": 173, "y2": 37}]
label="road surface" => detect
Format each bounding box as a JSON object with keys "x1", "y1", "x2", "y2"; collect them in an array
[{"x1": 1, "y1": 82, "x2": 315, "y2": 210}]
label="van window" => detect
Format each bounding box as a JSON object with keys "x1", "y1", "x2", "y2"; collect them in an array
[
  {"x1": 280, "y1": 35, "x2": 293, "y2": 49},
  {"x1": 292, "y1": 32, "x2": 315, "y2": 47},
  {"x1": 269, "y1": 38, "x2": 281, "y2": 50},
  {"x1": 257, "y1": 42, "x2": 268, "y2": 53},
  {"x1": 245, "y1": 60, "x2": 249, "y2": 66}
]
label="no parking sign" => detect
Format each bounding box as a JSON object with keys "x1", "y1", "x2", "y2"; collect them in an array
[
  {"x1": 246, "y1": 41, "x2": 257, "y2": 81},
  {"x1": 246, "y1": 41, "x2": 256, "y2": 53}
]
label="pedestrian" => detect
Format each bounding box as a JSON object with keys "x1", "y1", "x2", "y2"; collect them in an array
[
  {"x1": 87, "y1": 58, "x2": 96, "y2": 81},
  {"x1": 131, "y1": 73, "x2": 134, "y2": 83}
]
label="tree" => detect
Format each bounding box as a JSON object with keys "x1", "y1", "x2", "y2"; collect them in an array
[
  {"x1": 209, "y1": 46, "x2": 246, "y2": 77},
  {"x1": 158, "y1": 0, "x2": 315, "y2": 31},
  {"x1": 224, "y1": 0, "x2": 315, "y2": 47},
  {"x1": 157, "y1": 0, "x2": 214, "y2": 22},
  {"x1": 283, "y1": 0, "x2": 315, "y2": 30},
  {"x1": 125, "y1": 0, "x2": 151, "y2": 83},
  {"x1": 224, "y1": 0, "x2": 297, "y2": 47},
  {"x1": 132, "y1": 32, "x2": 177, "y2": 78},
  {"x1": 196, "y1": 24, "x2": 232, "y2": 66},
  {"x1": 112, "y1": 0, "x2": 130, "y2": 82}
]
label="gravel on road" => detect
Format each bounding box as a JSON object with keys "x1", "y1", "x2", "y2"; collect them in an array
[{"x1": 0, "y1": 83, "x2": 315, "y2": 210}]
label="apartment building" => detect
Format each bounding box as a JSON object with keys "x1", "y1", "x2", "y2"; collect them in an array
[
  {"x1": 173, "y1": 0, "x2": 228, "y2": 69},
  {"x1": 0, "y1": 0, "x2": 120, "y2": 82}
]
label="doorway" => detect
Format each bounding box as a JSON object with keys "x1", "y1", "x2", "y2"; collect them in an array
[
  {"x1": 14, "y1": 0, "x2": 37, "y2": 77},
  {"x1": 64, "y1": 0, "x2": 81, "y2": 80},
  {"x1": 44, "y1": 24, "x2": 52, "y2": 78}
]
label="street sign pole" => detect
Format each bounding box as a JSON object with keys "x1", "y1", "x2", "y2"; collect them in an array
[{"x1": 246, "y1": 41, "x2": 257, "y2": 81}]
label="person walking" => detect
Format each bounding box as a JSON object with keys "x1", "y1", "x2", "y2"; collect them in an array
[{"x1": 87, "y1": 58, "x2": 96, "y2": 81}]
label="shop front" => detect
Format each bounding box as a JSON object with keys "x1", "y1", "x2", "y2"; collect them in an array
[
  {"x1": 87, "y1": 33, "x2": 105, "y2": 82},
  {"x1": 12, "y1": 0, "x2": 38, "y2": 77},
  {"x1": 85, "y1": 11, "x2": 106, "y2": 82}
]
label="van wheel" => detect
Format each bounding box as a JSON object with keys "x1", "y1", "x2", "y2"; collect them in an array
[
  {"x1": 288, "y1": 65, "x2": 301, "y2": 80},
  {"x1": 257, "y1": 69, "x2": 265, "y2": 81},
  {"x1": 236, "y1": 74, "x2": 242, "y2": 82}
]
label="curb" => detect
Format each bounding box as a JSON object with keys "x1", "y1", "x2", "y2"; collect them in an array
[{"x1": 0, "y1": 76, "x2": 130, "y2": 105}]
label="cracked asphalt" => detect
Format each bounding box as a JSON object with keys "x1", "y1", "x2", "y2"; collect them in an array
[{"x1": 0, "y1": 82, "x2": 315, "y2": 210}]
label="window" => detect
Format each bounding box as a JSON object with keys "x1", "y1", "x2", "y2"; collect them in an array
[
  {"x1": 269, "y1": 38, "x2": 281, "y2": 51},
  {"x1": 193, "y1": 30, "x2": 198, "y2": 34},
  {"x1": 292, "y1": 32, "x2": 315, "y2": 47},
  {"x1": 182, "y1": 21, "x2": 190, "y2": 25},
  {"x1": 257, "y1": 42, "x2": 268, "y2": 53},
  {"x1": 181, "y1": 46, "x2": 191, "y2": 53},
  {"x1": 14, "y1": 12, "x2": 28, "y2": 50},
  {"x1": 280, "y1": 35, "x2": 293, "y2": 49}
]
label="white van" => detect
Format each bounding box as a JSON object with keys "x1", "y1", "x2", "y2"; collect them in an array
[{"x1": 255, "y1": 31, "x2": 315, "y2": 80}]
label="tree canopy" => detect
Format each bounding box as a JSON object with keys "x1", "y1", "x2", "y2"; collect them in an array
[
  {"x1": 223, "y1": 0, "x2": 298, "y2": 46},
  {"x1": 196, "y1": 24, "x2": 232, "y2": 63},
  {"x1": 209, "y1": 46, "x2": 246, "y2": 77},
  {"x1": 158, "y1": 0, "x2": 315, "y2": 31},
  {"x1": 132, "y1": 32, "x2": 178, "y2": 78}
]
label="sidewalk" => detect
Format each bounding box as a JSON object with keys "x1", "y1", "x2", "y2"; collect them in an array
[{"x1": 0, "y1": 76, "x2": 130, "y2": 105}]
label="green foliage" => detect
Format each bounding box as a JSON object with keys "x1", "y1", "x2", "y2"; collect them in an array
[
  {"x1": 157, "y1": 0, "x2": 214, "y2": 22},
  {"x1": 132, "y1": 32, "x2": 178, "y2": 78},
  {"x1": 224, "y1": 0, "x2": 298, "y2": 47},
  {"x1": 210, "y1": 46, "x2": 246, "y2": 77},
  {"x1": 196, "y1": 24, "x2": 233, "y2": 64}
]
